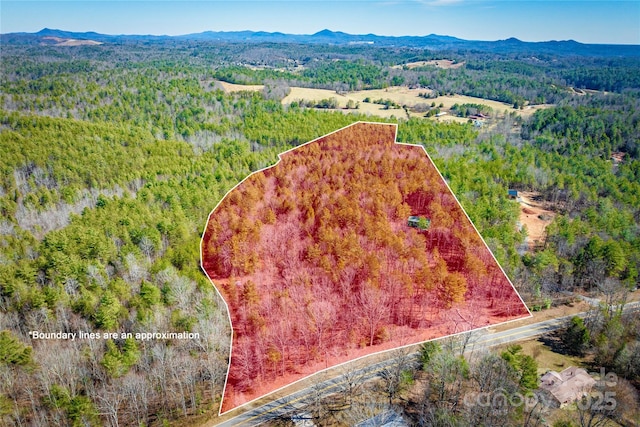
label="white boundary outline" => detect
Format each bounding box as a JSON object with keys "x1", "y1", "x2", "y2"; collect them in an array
[{"x1": 199, "y1": 121, "x2": 532, "y2": 416}]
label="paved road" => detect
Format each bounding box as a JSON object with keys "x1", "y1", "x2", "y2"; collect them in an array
[{"x1": 208, "y1": 301, "x2": 640, "y2": 427}]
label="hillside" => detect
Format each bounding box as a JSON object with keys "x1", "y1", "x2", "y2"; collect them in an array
[
  {"x1": 202, "y1": 122, "x2": 529, "y2": 412},
  {"x1": 3, "y1": 28, "x2": 640, "y2": 57},
  {"x1": 0, "y1": 37, "x2": 639, "y2": 426}
]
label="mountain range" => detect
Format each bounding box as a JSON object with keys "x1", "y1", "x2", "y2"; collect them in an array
[{"x1": 2, "y1": 28, "x2": 639, "y2": 57}]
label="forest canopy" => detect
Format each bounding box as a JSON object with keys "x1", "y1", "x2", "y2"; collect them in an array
[
  {"x1": 0, "y1": 39, "x2": 638, "y2": 426},
  {"x1": 202, "y1": 122, "x2": 528, "y2": 412}
]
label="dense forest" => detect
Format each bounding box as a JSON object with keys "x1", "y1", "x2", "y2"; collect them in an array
[
  {"x1": 0, "y1": 38, "x2": 639, "y2": 426},
  {"x1": 203, "y1": 122, "x2": 527, "y2": 411}
]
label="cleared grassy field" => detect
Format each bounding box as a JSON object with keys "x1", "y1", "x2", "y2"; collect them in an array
[
  {"x1": 353, "y1": 88, "x2": 552, "y2": 120},
  {"x1": 283, "y1": 87, "x2": 411, "y2": 119},
  {"x1": 282, "y1": 87, "x2": 347, "y2": 105},
  {"x1": 351, "y1": 87, "x2": 548, "y2": 118},
  {"x1": 500, "y1": 339, "x2": 586, "y2": 375},
  {"x1": 213, "y1": 80, "x2": 552, "y2": 120},
  {"x1": 391, "y1": 59, "x2": 465, "y2": 70},
  {"x1": 216, "y1": 80, "x2": 265, "y2": 93}
]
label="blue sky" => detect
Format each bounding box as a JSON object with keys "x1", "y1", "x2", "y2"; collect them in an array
[{"x1": 1, "y1": 1, "x2": 639, "y2": 44}]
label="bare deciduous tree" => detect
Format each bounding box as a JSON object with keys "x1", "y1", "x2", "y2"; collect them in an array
[
  {"x1": 357, "y1": 285, "x2": 390, "y2": 347},
  {"x1": 339, "y1": 364, "x2": 367, "y2": 407},
  {"x1": 378, "y1": 349, "x2": 417, "y2": 405}
]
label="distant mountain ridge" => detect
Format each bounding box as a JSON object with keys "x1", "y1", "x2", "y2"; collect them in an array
[{"x1": 2, "y1": 28, "x2": 639, "y2": 57}]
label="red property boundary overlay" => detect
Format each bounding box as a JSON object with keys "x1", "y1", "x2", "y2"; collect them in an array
[{"x1": 200, "y1": 122, "x2": 531, "y2": 414}]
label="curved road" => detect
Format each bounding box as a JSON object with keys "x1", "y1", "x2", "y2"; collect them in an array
[{"x1": 207, "y1": 301, "x2": 640, "y2": 427}]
